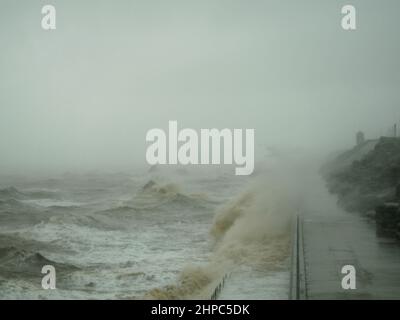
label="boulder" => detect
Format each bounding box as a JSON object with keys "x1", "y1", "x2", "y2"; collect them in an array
[{"x1": 375, "y1": 202, "x2": 400, "y2": 230}]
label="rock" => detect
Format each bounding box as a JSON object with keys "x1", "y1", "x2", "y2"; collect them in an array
[
  {"x1": 396, "y1": 183, "x2": 400, "y2": 200},
  {"x1": 375, "y1": 202, "x2": 400, "y2": 231}
]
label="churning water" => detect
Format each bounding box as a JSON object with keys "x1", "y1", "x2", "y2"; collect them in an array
[{"x1": 0, "y1": 166, "x2": 292, "y2": 299}]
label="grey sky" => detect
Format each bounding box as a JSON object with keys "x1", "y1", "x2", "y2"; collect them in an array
[{"x1": 1, "y1": 0, "x2": 399, "y2": 173}]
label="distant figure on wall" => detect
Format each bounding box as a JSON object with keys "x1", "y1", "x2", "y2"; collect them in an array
[{"x1": 356, "y1": 131, "x2": 365, "y2": 146}]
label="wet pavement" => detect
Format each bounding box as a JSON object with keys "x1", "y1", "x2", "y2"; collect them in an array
[{"x1": 302, "y1": 212, "x2": 400, "y2": 299}]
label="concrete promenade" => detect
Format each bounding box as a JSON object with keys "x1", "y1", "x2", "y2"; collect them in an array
[{"x1": 301, "y1": 212, "x2": 400, "y2": 299}]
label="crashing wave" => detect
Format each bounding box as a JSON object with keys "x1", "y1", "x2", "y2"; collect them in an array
[
  {"x1": 0, "y1": 187, "x2": 26, "y2": 200},
  {"x1": 135, "y1": 180, "x2": 211, "y2": 210},
  {"x1": 145, "y1": 175, "x2": 295, "y2": 299},
  {"x1": 0, "y1": 246, "x2": 79, "y2": 278},
  {"x1": 0, "y1": 186, "x2": 62, "y2": 202}
]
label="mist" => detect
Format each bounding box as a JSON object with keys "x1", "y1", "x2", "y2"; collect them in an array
[{"x1": 1, "y1": 0, "x2": 400, "y2": 174}]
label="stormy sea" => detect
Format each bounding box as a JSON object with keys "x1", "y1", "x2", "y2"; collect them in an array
[{"x1": 0, "y1": 165, "x2": 293, "y2": 300}]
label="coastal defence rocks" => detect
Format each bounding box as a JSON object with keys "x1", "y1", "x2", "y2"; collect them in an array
[
  {"x1": 376, "y1": 202, "x2": 400, "y2": 237},
  {"x1": 375, "y1": 184, "x2": 400, "y2": 237},
  {"x1": 323, "y1": 137, "x2": 400, "y2": 237}
]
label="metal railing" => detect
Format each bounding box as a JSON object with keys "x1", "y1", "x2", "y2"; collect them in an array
[
  {"x1": 210, "y1": 214, "x2": 307, "y2": 300},
  {"x1": 290, "y1": 214, "x2": 307, "y2": 300},
  {"x1": 210, "y1": 273, "x2": 230, "y2": 300}
]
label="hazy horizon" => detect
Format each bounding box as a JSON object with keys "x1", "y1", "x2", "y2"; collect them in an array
[{"x1": 1, "y1": 0, "x2": 400, "y2": 174}]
